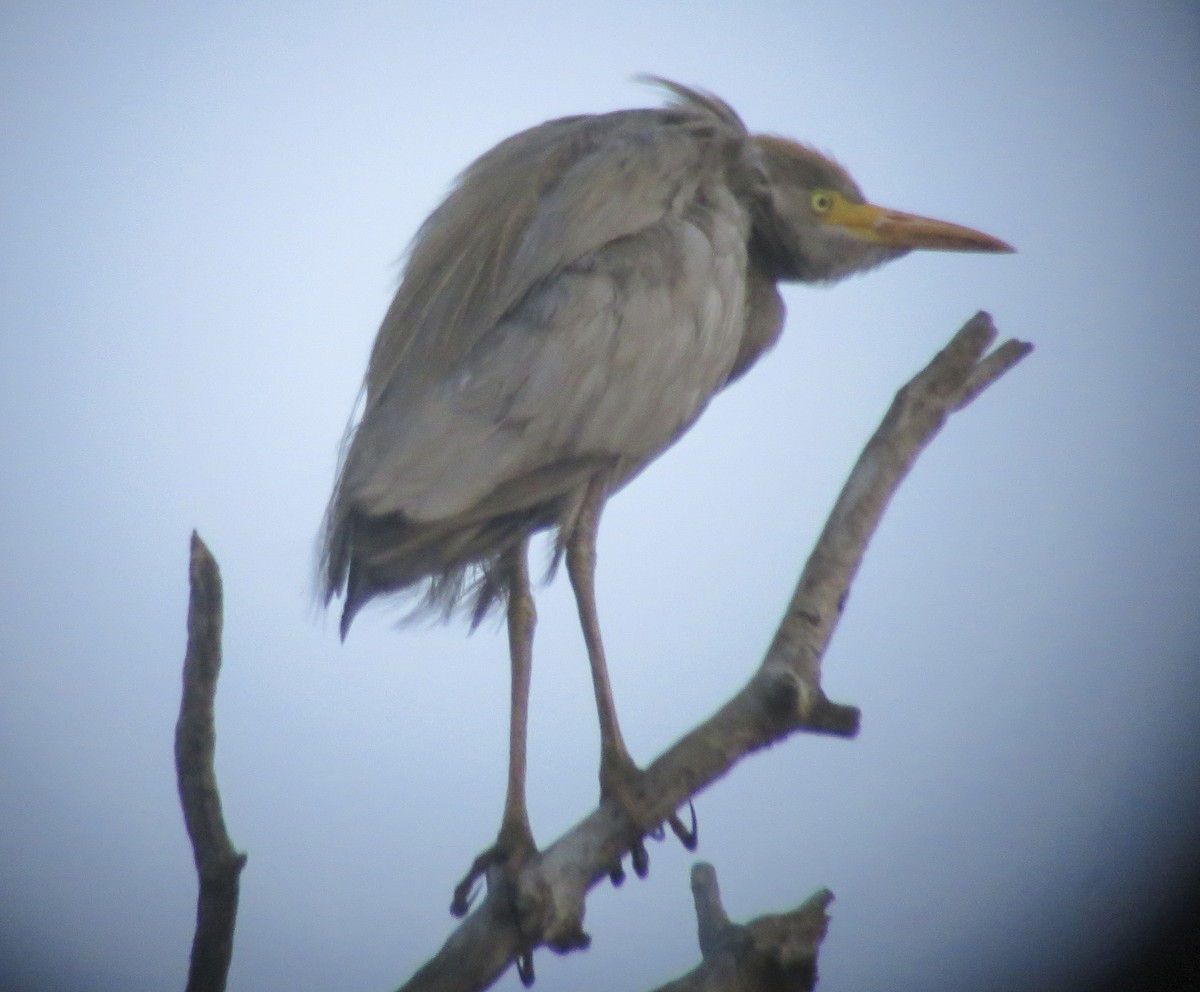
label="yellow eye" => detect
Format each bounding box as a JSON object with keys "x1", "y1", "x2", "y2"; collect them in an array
[{"x1": 811, "y1": 190, "x2": 835, "y2": 214}]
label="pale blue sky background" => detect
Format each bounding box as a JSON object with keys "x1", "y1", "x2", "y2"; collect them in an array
[{"x1": 2, "y1": 3, "x2": 1199, "y2": 991}]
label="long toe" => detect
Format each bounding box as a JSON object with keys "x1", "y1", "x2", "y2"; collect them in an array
[
  {"x1": 451, "y1": 822, "x2": 537, "y2": 918},
  {"x1": 668, "y1": 801, "x2": 699, "y2": 850}
]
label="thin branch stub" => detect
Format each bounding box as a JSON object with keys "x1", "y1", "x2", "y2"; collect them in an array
[{"x1": 177, "y1": 532, "x2": 245, "y2": 992}]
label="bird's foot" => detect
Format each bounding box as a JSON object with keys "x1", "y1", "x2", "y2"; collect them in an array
[
  {"x1": 451, "y1": 817, "x2": 537, "y2": 915},
  {"x1": 600, "y1": 749, "x2": 698, "y2": 884},
  {"x1": 451, "y1": 819, "x2": 539, "y2": 985}
]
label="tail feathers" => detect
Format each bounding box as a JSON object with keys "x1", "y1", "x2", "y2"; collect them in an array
[{"x1": 331, "y1": 505, "x2": 558, "y2": 637}]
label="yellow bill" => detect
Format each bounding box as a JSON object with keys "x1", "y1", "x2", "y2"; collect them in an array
[{"x1": 817, "y1": 192, "x2": 1014, "y2": 253}]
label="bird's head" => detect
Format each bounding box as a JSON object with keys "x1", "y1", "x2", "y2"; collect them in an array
[{"x1": 749, "y1": 135, "x2": 1014, "y2": 283}]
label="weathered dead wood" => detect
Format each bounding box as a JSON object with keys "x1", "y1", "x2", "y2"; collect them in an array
[
  {"x1": 394, "y1": 312, "x2": 1033, "y2": 992},
  {"x1": 648, "y1": 863, "x2": 832, "y2": 992},
  {"x1": 176, "y1": 532, "x2": 246, "y2": 992}
]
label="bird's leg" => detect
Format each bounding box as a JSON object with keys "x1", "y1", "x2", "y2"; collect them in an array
[
  {"x1": 451, "y1": 541, "x2": 538, "y2": 929},
  {"x1": 566, "y1": 477, "x2": 634, "y2": 787},
  {"x1": 566, "y1": 476, "x2": 697, "y2": 880},
  {"x1": 498, "y1": 542, "x2": 537, "y2": 860}
]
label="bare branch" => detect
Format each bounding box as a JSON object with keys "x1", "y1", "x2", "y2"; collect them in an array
[
  {"x1": 176, "y1": 531, "x2": 246, "y2": 992},
  {"x1": 649, "y1": 863, "x2": 832, "y2": 992},
  {"x1": 394, "y1": 313, "x2": 1033, "y2": 992},
  {"x1": 692, "y1": 863, "x2": 737, "y2": 961},
  {"x1": 764, "y1": 310, "x2": 1025, "y2": 686},
  {"x1": 954, "y1": 335, "x2": 1035, "y2": 411}
]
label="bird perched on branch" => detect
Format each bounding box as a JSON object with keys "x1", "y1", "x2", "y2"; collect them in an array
[{"x1": 320, "y1": 78, "x2": 1011, "y2": 914}]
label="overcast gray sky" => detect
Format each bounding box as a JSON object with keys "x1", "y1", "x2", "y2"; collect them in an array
[{"x1": 2, "y1": 3, "x2": 1199, "y2": 991}]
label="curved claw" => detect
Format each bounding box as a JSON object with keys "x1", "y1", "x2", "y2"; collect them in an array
[
  {"x1": 516, "y1": 949, "x2": 535, "y2": 987},
  {"x1": 451, "y1": 865, "x2": 485, "y2": 918},
  {"x1": 451, "y1": 841, "x2": 507, "y2": 917},
  {"x1": 630, "y1": 837, "x2": 650, "y2": 878},
  {"x1": 668, "y1": 801, "x2": 699, "y2": 851},
  {"x1": 452, "y1": 826, "x2": 538, "y2": 917},
  {"x1": 609, "y1": 860, "x2": 626, "y2": 887}
]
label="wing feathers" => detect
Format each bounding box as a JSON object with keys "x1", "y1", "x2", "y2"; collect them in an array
[{"x1": 322, "y1": 84, "x2": 755, "y2": 611}]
